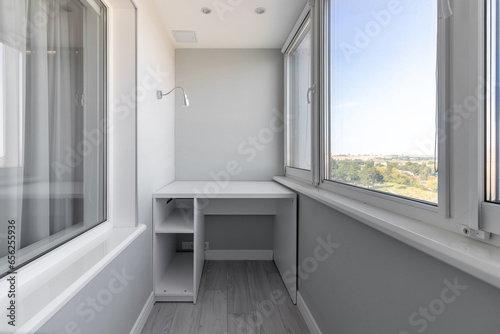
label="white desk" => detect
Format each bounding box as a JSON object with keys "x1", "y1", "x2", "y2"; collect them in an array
[{"x1": 152, "y1": 181, "x2": 297, "y2": 304}]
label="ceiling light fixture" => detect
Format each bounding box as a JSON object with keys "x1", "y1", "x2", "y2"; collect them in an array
[
  {"x1": 201, "y1": 7, "x2": 212, "y2": 14},
  {"x1": 255, "y1": 7, "x2": 266, "y2": 14}
]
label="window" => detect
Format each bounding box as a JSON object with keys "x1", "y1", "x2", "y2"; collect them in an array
[
  {"x1": 0, "y1": 42, "x2": 23, "y2": 169},
  {"x1": 484, "y1": 0, "x2": 500, "y2": 236},
  {"x1": 284, "y1": 8, "x2": 313, "y2": 178},
  {"x1": 325, "y1": 0, "x2": 439, "y2": 204},
  {"x1": 0, "y1": 0, "x2": 107, "y2": 277},
  {"x1": 0, "y1": 44, "x2": 4, "y2": 168},
  {"x1": 285, "y1": 1, "x2": 450, "y2": 223},
  {"x1": 282, "y1": 0, "x2": 500, "y2": 243},
  {"x1": 487, "y1": 0, "x2": 500, "y2": 204}
]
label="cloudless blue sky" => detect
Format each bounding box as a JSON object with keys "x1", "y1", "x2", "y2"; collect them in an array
[
  {"x1": 0, "y1": 1, "x2": 438, "y2": 160},
  {"x1": 330, "y1": 0, "x2": 437, "y2": 156}
]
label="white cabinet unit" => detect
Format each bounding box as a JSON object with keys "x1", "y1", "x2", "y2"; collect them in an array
[
  {"x1": 153, "y1": 198, "x2": 205, "y2": 303},
  {"x1": 153, "y1": 181, "x2": 297, "y2": 304}
]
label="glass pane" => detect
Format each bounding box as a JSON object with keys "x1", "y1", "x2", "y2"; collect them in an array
[
  {"x1": 487, "y1": 0, "x2": 500, "y2": 203},
  {"x1": 0, "y1": 44, "x2": 3, "y2": 168},
  {"x1": 0, "y1": 0, "x2": 107, "y2": 277},
  {"x1": 327, "y1": 0, "x2": 438, "y2": 204},
  {"x1": 287, "y1": 22, "x2": 312, "y2": 170},
  {"x1": 0, "y1": 42, "x2": 22, "y2": 168}
]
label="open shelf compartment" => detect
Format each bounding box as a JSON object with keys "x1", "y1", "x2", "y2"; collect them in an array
[
  {"x1": 154, "y1": 198, "x2": 194, "y2": 234},
  {"x1": 156, "y1": 208, "x2": 194, "y2": 233},
  {"x1": 155, "y1": 252, "x2": 194, "y2": 302}
]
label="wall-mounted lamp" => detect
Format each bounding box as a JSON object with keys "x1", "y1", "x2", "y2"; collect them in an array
[{"x1": 156, "y1": 86, "x2": 190, "y2": 107}]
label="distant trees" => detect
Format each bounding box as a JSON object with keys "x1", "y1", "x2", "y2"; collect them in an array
[
  {"x1": 359, "y1": 160, "x2": 383, "y2": 188},
  {"x1": 397, "y1": 162, "x2": 432, "y2": 181},
  {"x1": 418, "y1": 164, "x2": 431, "y2": 181},
  {"x1": 426, "y1": 176, "x2": 438, "y2": 192},
  {"x1": 386, "y1": 168, "x2": 409, "y2": 185},
  {"x1": 330, "y1": 158, "x2": 437, "y2": 192},
  {"x1": 330, "y1": 159, "x2": 361, "y2": 183}
]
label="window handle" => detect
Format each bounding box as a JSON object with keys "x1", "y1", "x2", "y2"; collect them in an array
[
  {"x1": 307, "y1": 85, "x2": 315, "y2": 104},
  {"x1": 439, "y1": 0, "x2": 452, "y2": 19},
  {"x1": 75, "y1": 93, "x2": 85, "y2": 107}
]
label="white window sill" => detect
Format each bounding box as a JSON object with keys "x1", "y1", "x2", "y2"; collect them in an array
[
  {"x1": 273, "y1": 176, "x2": 500, "y2": 290},
  {"x1": 0, "y1": 221, "x2": 146, "y2": 334}
]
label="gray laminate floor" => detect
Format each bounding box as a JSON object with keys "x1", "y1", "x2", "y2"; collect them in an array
[{"x1": 141, "y1": 260, "x2": 310, "y2": 334}]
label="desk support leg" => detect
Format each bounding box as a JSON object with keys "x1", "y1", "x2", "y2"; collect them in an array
[
  {"x1": 274, "y1": 197, "x2": 298, "y2": 304},
  {"x1": 194, "y1": 198, "x2": 206, "y2": 304}
]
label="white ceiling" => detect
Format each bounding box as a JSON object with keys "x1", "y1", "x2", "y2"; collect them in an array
[{"x1": 152, "y1": 0, "x2": 308, "y2": 49}]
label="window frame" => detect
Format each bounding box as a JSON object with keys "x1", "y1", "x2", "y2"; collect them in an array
[
  {"x1": 285, "y1": 0, "x2": 500, "y2": 242},
  {"x1": 482, "y1": 0, "x2": 500, "y2": 235},
  {"x1": 283, "y1": 4, "x2": 316, "y2": 184},
  {"x1": 0, "y1": 0, "x2": 109, "y2": 278},
  {"x1": 319, "y1": 0, "x2": 450, "y2": 225}
]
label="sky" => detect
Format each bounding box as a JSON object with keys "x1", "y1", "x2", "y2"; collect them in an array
[
  {"x1": 0, "y1": 1, "x2": 438, "y2": 160},
  {"x1": 329, "y1": 0, "x2": 438, "y2": 156}
]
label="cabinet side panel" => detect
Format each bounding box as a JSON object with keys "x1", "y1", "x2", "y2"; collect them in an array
[
  {"x1": 274, "y1": 197, "x2": 297, "y2": 303},
  {"x1": 194, "y1": 198, "x2": 206, "y2": 303},
  {"x1": 153, "y1": 198, "x2": 175, "y2": 230}
]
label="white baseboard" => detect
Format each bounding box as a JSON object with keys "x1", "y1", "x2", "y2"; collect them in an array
[
  {"x1": 130, "y1": 291, "x2": 154, "y2": 334},
  {"x1": 297, "y1": 291, "x2": 323, "y2": 334},
  {"x1": 205, "y1": 250, "x2": 273, "y2": 261}
]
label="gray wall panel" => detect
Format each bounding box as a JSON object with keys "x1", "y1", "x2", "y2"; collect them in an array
[{"x1": 298, "y1": 194, "x2": 500, "y2": 334}]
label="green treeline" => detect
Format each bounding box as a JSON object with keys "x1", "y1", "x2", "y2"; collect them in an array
[{"x1": 330, "y1": 158, "x2": 438, "y2": 193}]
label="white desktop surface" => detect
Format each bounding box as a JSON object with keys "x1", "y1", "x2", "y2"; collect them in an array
[{"x1": 153, "y1": 181, "x2": 296, "y2": 199}]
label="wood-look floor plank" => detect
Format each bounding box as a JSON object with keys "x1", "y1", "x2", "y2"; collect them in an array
[
  {"x1": 144, "y1": 261, "x2": 305, "y2": 334},
  {"x1": 268, "y1": 273, "x2": 310, "y2": 334},
  {"x1": 198, "y1": 290, "x2": 228, "y2": 334},
  {"x1": 261, "y1": 260, "x2": 278, "y2": 274},
  {"x1": 204, "y1": 260, "x2": 228, "y2": 291},
  {"x1": 228, "y1": 313, "x2": 266, "y2": 334},
  {"x1": 168, "y1": 302, "x2": 203, "y2": 334},
  {"x1": 228, "y1": 261, "x2": 254, "y2": 314},
  {"x1": 141, "y1": 303, "x2": 177, "y2": 334},
  {"x1": 168, "y1": 267, "x2": 208, "y2": 334},
  {"x1": 246, "y1": 261, "x2": 288, "y2": 334},
  {"x1": 228, "y1": 314, "x2": 248, "y2": 334}
]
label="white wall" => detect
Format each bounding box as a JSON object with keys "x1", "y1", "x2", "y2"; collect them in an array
[
  {"x1": 175, "y1": 49, "x2": 284, "y2": 181},
  {"x1": 37, "y1": 0, "x2": 176, "y2": 332},
  {"x1": 109, "y1": 7, "x2": 137, "y2": 227},
  {"x1": 174, "y1": 49, "x2": 284, "y2": 252},
  {"x1": 136, "y1": 0, "x2": 176, "y2": 236},
  {"x1": 37, "y1": 231, "x2": 152, "y2": 334}
]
